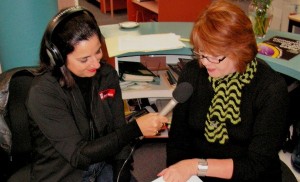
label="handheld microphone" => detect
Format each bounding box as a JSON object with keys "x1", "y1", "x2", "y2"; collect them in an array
[{"x1": 159, "y1": 82, "x2": 193, "y2": 116}]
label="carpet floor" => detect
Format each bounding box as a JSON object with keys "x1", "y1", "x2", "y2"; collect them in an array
[{"x1": 79, "y1": 0, "x2": 128, "y2": 25}]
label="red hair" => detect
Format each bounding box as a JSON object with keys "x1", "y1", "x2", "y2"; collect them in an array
[{"x1": 190, "y1": 0, "x2": 257, "y2": 72}]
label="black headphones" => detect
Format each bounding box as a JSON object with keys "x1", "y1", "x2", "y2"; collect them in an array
[{"x1": 45, "y1": 6, "x2": 95, "y2": 67}]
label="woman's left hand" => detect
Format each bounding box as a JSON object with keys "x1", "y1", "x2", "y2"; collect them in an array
[{"x1": 157, "y1": 159, "x2": 198, "y2": 182}]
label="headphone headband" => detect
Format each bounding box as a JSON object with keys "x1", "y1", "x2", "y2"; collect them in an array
[
  {"x1": 47, "y1": 6, "x2": 92, "y2": 43},
  {"x1": 45, "y1": 6, "x2": 94, "y2": 67}
]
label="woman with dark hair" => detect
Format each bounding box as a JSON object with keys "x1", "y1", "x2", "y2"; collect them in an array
[
  {"x1": 26, "y1": 6, "x2": 167, "y2": 182},
  {"x1": 158, "y1": 1, "x2": 289, "y2": 182}
]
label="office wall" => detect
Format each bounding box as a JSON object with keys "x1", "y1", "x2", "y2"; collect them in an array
[
  {"x1": 0, "y1": 0, "x2": 58, "y2": 71},
  {"x1": 230, "y1": 0, "x2": 300, "y2": 32},
  {"x1": 58, "y1": 0, "x2": 78, "y2": 10}
]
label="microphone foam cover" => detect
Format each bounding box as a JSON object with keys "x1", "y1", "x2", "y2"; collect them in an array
[{"x1": 172, "y1": 82, "x2": 193, "y2": 103}]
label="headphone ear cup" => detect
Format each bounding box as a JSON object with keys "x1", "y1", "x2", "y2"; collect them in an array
[
  {"x1": 44, "y1": 7, "x2": 93, "y2": 68},
  {"x1": 46, "y1": 42, "x2": 64, "y2": 67}
]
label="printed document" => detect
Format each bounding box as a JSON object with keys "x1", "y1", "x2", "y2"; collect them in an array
[{"x1": 152, "y1": 175, "x2": 203, "y2": 182}]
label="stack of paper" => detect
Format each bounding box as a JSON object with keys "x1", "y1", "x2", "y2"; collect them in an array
[{"x1": 105, "y1": 33, "x2": 186, "y2": 57}]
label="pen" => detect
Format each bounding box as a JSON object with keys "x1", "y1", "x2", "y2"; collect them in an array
[
  {"x1": 161, "y1": 122, "x2": 172, "y2": 130},
  {"x1": 180, "y1": 38, "x2": 190, "y2": 42}
]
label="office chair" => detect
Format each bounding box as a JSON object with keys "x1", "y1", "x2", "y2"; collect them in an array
[{"x1": 0, "y1": 67, "x2": 38, "y2": 182}]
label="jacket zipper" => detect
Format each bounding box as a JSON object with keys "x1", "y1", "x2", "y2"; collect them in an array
[
  {"x1": 89, "y1": 84, "x2": 95, "y2": 140},
  {"x1": 71, "y1": 87, "x2": 95, "y2": 141}
]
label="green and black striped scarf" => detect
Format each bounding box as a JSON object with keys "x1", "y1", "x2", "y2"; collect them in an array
[{"x1": 204, "y1": 59, "x2": 257, "y2": 144}]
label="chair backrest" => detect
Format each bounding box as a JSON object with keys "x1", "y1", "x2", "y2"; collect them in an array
[
  {"x1": 6, "y1": 71, "x2": 34, "y2": 154},
  {"x1": 0, "y1": 69, "x2": 36, "y2": 181}
]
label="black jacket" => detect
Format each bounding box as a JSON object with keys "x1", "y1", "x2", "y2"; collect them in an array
[{"x1": 27, "y1": 63, "x2": 142, "y2": 182}]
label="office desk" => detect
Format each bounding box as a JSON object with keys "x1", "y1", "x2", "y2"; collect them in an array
[
  {"x1": 100, "y1": 22, "x2": 193, "y2": 99},
  {"x1": 256, "y1": 30, "x2": 300, "y2": 80},
  {"x1": 100, "y1": 22, "x2": 193, "y2": 57},
  {"x1": 101, "y1": 22, "x2": 300, "y2": 80},
  {"x1": 100, "y1": 22, "x2": 300, "y2": 99}
]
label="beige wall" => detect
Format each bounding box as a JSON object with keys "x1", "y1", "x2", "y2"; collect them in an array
[
  {"x1": 57, "y1": 0, "x2": 78, "y2": 10},
  {"x1": 229, "y1": 0, "x2": 300, "y2": 32}
]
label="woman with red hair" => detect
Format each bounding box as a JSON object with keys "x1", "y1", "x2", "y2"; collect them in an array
[{"x1": 158, "y1": 1, "x2": 289, "y2": 181}]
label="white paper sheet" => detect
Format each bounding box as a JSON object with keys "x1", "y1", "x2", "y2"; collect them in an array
[
  {"x1": 152, "y1": 175, "x2": 203, "y2": 182},
  {"x1": 118, "y1": 33, "x2": 185, "y2": 52}
]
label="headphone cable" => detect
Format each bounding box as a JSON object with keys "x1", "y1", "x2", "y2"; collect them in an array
[{"x1": 116, "y1": 140, "x2": 140, "y2": 182}]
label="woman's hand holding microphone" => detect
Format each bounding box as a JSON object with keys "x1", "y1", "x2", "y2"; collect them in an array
[{"x1": 136, "y1": 113, "x2": 168, "y2": 136}]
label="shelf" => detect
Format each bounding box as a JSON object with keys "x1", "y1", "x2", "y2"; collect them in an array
[
  {"x1": 100, "y1": 22, "x2": 194, "y2": 99},
  {"x1": 121, "y1": 71, "x2": 174, "y2": 100},
  {"x1": 116, "y1": 55, "x2": 191, "y2": 100},
  {"x1": 128, "y1": 0, "x2": 158, "y2": 22},
  {"x1": 127, "y1": 0, "x2": 211, "y2": 22},
  {"x1": 100, "y1": 0, "x2": 127, "y2": 17},
  {"x1": 132, "y1": 0, "x2": 158, "y2": 14}
]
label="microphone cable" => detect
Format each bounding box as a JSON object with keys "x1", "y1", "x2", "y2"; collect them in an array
[{"x1": 116, "y1": 139, "x2": 140, "y2": 182}]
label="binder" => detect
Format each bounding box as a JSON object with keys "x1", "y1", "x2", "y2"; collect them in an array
[{"x1": 118, "y1": 61, "x2": 157, "y2": 82}]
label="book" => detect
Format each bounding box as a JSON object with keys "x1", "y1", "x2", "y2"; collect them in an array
[
  {"x1": 168, "y1": 64, "x2": 182, "y2": 76},
  {"x1": 140, "y1": 55, "x2": 167, "y2": 71},
  {"x1": 118, "y1": 61, "x2": 157, "y2": 82},
  {"x1": 178, "y1": 58, "x2": 192, "y2": 69},
  {"x1": 166, "y1": 70, "x2": 177, "y2": 86},
  {"x1": 257, "y1": 36, "x2": 300, "y2": 61}
]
